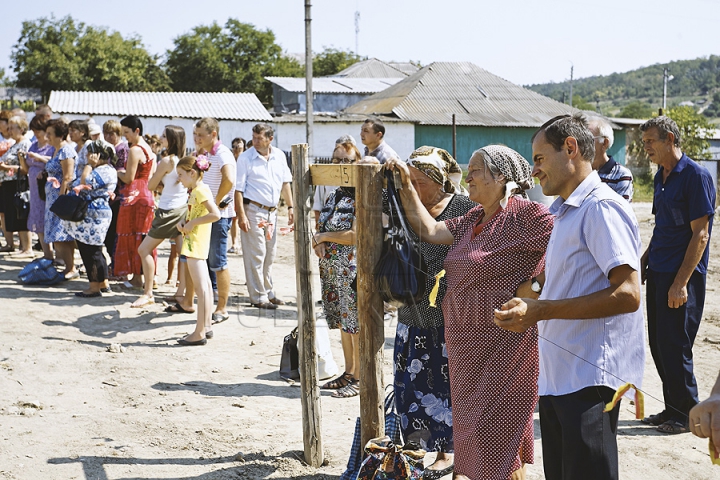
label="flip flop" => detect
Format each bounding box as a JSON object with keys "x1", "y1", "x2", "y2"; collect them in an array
[
  {"x1": 211, "y1": 312, "x2": 230, "y2": 324},
  {"x1": 164, "y1": 302, "x2": 195, "y2": 314},
  {"x1": 131, "y1": 295, "x2": 155, "y2": 308},
  {"x1": 656, "y1": 420, "x2": 688, "y2": 434}
]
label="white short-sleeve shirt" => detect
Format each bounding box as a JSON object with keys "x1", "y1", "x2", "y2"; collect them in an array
[
  {"x1": 538, "y1": 171, "x2": 645, "y2": 396},
  {"x1": 235, "y1": 146, "x2": 292, "y2": 207},
  {"x1": 203, "y1": 142, "x2": 236, "y2": 219}
]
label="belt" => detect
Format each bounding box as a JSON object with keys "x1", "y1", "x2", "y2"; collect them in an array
[{"x1": 243, "y1": 198, "x2": 276, "y2": 212}]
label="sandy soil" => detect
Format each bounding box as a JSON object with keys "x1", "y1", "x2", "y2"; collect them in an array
[{"x1": 0, "y1": 203, "x2": 719, "y2": 480}]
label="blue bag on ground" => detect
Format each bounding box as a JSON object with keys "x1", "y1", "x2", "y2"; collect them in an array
[
  {"x1": 340, "y1": 388, "x2": 402, "y2": 480},
  {"x1": 18, "y1": 258, "x2": 65, "y2": 285}
]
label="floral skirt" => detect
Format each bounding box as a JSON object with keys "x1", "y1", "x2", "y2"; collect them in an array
[
  {"x1": 393, "y1": 323, "x2": 453, "y2": 452},
  {"x1": 319, "y1": 244, "x2": 358, "y2": 334}
]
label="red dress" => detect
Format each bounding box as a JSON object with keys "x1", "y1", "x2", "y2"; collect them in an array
[
  {"x1": 441, "y1": 197, "x2": 553, "y2": 480},
  {"x1": 114, "y1": 144, "x2": 156, "y2": 276}
]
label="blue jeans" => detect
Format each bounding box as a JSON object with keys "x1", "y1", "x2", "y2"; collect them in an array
[
  {"x1": 208, "y1": 217, "x2": 232, "y2": 272},
  {"x1": 647, "y1": 269, "x2": 705, "y2": 422}
]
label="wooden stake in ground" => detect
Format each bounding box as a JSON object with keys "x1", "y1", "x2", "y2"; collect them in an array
[{"x1": 292, "y1": 143, "x2": 323, "y2": 467}]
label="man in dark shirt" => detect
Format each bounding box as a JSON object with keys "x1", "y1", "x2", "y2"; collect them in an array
[
  {"x1": 360, "y1": 118, "x2": 398, "y2": 164},
  {"x1": 640, "y1": 116, "x2": 716, "y2": 434}
]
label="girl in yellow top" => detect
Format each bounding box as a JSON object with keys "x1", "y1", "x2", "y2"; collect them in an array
[{"x1": 175, "y1": 155, "x2": 220, "y2": 346}]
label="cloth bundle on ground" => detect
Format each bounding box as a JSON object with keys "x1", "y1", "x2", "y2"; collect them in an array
[
  {"x1": 356, "y1": 437, "x2": 426, "y2": 480},
  {"x1": 376, "y1": 170, "x2": 427, "y2": 308},
  {"x1": 18, "y1": 258, "x2": 64, "y2": 285}
]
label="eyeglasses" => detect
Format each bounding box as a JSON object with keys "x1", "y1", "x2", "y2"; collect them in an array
[{"x1": 331, "y1": 157, "x2": 354, "y2": 164}]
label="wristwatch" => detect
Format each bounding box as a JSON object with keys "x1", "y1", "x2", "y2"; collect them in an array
[{"x1": 531, "y1": 277, "x2": 543, "y2": 295}]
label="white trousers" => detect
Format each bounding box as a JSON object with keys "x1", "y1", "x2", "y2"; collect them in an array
[{"x1": 240, "y1": 202, "x2": 277, "y2": 304}]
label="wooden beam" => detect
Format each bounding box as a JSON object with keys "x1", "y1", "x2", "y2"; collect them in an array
[
  {"x1": 292, "y1": 143, "x2": 323, "y2": 467},
  {"x1": 355, "y1": 163, "x2": 386, "y2": 448},
  {"x1": 309, "y1": 164, "x2": 358, "y2": 187}
]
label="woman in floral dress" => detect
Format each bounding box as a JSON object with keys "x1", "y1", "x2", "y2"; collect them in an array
[{"x1": 314, "y1": 141, "x2": 362, "y2": 398}]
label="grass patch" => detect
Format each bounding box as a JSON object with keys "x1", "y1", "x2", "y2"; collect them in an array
[{"x1": 633, "y1": 174, "x2": 654, "y2": 203}]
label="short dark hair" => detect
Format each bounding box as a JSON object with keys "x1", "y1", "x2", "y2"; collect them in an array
[
  {"x1": 364, "y1": 118, "x2": 385, "y2": 137},
  {"x1": 232, "y1": 137, "x2": 245, "y2": 148},
  {"x1": 68, "y1": 119, "x2": 90, "y2": 142},
  {"x1": 120, "y1": 115, "x2": 143, "y2": 136},
  {"x1": 532, "y1": 113, "x2": 595, "y2": 162},
  {"x1": 164, "y1": 125, "x2": 186, "y2": 157},
  {"x1": 640, "y1": 116, "x2": 682, "y2": 147},
  {"x1": 252, "y1": 123, "x2": 274, "y2": 139},
  {"x1": 29, "y1": 115, "x2": 48, "y2": 132},
  {"x1": 47, "y1": 118, "x2": 70, "y2": 139}
]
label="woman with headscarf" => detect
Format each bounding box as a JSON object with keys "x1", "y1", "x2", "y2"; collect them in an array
[
  {"x1": 391, "y1": 146, "x2": 476, "y2": 479},
  {"x1": 386, "y1": 145, "x2": 554, "y2": 480}
]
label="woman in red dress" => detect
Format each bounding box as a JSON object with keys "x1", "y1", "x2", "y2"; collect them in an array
[
  {"x1": 114, "y1": 116, "x2": 156, "y2": 287},
  {"x1": 387, "y1": 145, "x2": 554, "y2": 480}
]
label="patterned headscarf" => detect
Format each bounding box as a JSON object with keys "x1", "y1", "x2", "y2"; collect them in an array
[
  {"x1": 406, "y1": 146, "x2": 467, "y2": 195},
  {"x1": 477, "y1": 145, "x2": 533, "y2": 205}
]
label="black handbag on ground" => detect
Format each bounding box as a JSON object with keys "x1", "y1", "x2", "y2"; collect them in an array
[
  {"x1": 37, "y1": 171, "x2": 48, "y2": 201},
  {"x1": 375, "y1": 170, "x2": 427, "y2": 308},
  {"x1": 14, "y1": 174, "x2": 30, "y2": 220},
  {"x1": 50, "y1": 194, "x2": 88, "y2": 222},
  {"x1": 279, "y1": 327, "x2": 300, "y2": 380}
]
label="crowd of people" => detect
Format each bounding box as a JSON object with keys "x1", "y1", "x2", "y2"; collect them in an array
[{"x1": 1, "y1": 105, "x2": 719, "y2": 479}]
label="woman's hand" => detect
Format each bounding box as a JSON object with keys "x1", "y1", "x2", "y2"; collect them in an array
[
  {"x1": 384, "y1": 157, "x2": 412, "y2": 188},
  {"x1": 177, "y1": 219, "x2": 191, "y2": 235},
  {"x1": 86, "y1": 152, "x2": 100, "y2": 168},
  {"x1": 312, "y1": 233, "x2": 326, "y2": 258}
]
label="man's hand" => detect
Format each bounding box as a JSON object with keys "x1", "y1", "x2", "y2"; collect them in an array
[
  {"x1": 237, "y1": 215, "x2": 250, "y2": 233},
  {"x1": 288, "y1": 209, "x2": 294, "y2": 226},
  {"x1": 494, "y1": 298, "x2": 542, "y2": 333},
  {"x1": 690, "y1": 390, "x2": 720, "y2": 451},
  {"x1": 668, "y1": 281, "x2": 688, "y2": 309},
  {"x1": 640, "y1": 249, "x2": 649, "y2": 284}
]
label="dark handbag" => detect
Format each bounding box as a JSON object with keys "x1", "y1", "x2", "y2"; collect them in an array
[
  {"x1": 50, "y1": 194, "x2": 88, "y2": 222},
  {"x1": 375, "y1": 170, "x2": 427, "y2": 308},
  {"x1": 341, "y1": 388, "x2": 403, "y2": 480},
  {"x1": 37, "y1": 171, "x2": 48, "y2": 201},
  {"x1": 279, "y1": 327, "x2": 300, "y2": 380},
  {"x1": 356, "y1": 437, "x2": 425, "y2": 480},
  {"x1": 14, "y1": 174, "x2": 30, "y2": 220}
]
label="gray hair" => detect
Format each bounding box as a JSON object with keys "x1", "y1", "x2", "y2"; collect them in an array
[
  {"x1": 588, "y1": 116, "x2": 614, "y2": 148},
  {"x1": 335, "y1": 134, "x2": 356, "y2": 146},
  {"x1": 640, "y1": 116, "x2": 681, "y2": 147}
]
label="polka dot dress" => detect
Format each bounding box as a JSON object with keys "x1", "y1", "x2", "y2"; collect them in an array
[{"x1": 442, "y1": 196, "x2": 554, "y2": 480}]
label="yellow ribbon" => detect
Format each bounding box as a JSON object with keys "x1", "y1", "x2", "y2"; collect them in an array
[
  {"x1": 603, "y1": 383, "x2": 644, "y2": 420},
  {"x1": 428, "y1": 270, "x2": 446, "y2": 308},
  {"x1": 711, "y1": 440, "x2": 720, "y2": 466}
]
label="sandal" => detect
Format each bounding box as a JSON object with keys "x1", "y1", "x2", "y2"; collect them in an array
[
  {"x1": 656, "y1": 419, "x2": 688, "y2": 434},
  {"x1": 641, "y1": 411, "x2": 669, "y2": 426},
  {"x1": 131, "y1": 294, "x2": 155, "y2": 308},
  {"x1": 164, "y1": 302, "x2": 195, "y2": 314},
  {"x1": 332, "y1": 379, "x2": 360, "y2": 398},
  {"x1": 321, "y1": 372, "x2": 353, "y2": 390}
]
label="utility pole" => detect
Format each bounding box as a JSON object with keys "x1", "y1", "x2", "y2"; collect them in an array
[
  {"x1": 355, "y1": 11, "x2": 361, "y2": 56},
  {"x1": 305, "y1": 0, "x2": 313, "y2": 156},
  {"x1": 569, "y1": 64, "x2": 574, "y2": 108},
  {"x1": 661, "y1": 67, "x2": 673, "y2": 115}
]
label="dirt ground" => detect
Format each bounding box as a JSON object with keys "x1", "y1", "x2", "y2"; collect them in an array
[{"x1": 1, "y1": 202, "x2": 719, "y2": 480}]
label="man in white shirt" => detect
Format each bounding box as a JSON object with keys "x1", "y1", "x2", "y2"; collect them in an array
[
  {"x1": 234, "y1": 123, "x2": 294, "y2": 309},
  {"x1": 194, "y1": 117, "x2": 236, "y2": 323},
  {"x1": 494, "y1": 114, "x2": 645, "y2": 480}
]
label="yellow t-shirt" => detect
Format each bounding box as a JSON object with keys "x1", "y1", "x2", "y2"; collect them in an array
[{"x1": 181, "y1": 183, "x2": 213, "y2": 259}]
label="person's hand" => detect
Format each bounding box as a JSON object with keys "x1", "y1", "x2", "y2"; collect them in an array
[
  {"x1": 177, "y1": 220, "x2": 191, "y2": 235},
  {"x1": 383, "y1": 158, "x2": 411, "y2": 188},
  {"x1": 238, "y1": 215, "x2": 250, "y2": 232},
  {"x1": 515, "y1": 279, "x2": 539, "y2": 299},
  {"x1": 667, "y1": 281, "x2": 688, "y2": 309},
  {"x1": 288, "y1": 208, "x2": 294, "y2": 225},
  {"x1": 87, "y1": 152, "x2": 100, "y2": 168},
  {"x1": 358, "y1": 156, "x2": 380, "y2": 165},
  {"x1": 493, "y1": 297, "x2": 542, "y2": 333},
  {"x1": 640, "y1": 249, "x2": 649, "y2": 284},
  {"x1": 689, "y1": 392, "x2": 720, "y2": 451},
  {"x1": 313, "y1": 241, "x2": 326, "y2": 258}
]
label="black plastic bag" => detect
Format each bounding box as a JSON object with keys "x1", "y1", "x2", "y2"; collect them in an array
[
  {"x1": 14, "y1": 174, "x2": 30, "y2": 220},
  {"x1": 50, "y1": 194, "x2": 88, "y2": 222},
  {"x1": 375, "y1": 170, "x2": 427, "y2": 308},
  {"x1": 279, "y1": 327, "x2": 300, "y2": 380}
]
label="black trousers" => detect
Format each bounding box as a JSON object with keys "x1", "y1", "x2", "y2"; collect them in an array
[
  {"x1": 0, "y1": 180, "x2": 28, "y2": 232},
  {"x1": 647, "y1": 269, "x2": 704, "y2": 422},
  {"x1": 539, "y1": 386, "x2": 620, "y2": 480},
  {"x1": 76, "y1": 240, "x2": 107, "y2": 283},
  {"x1": 104, "y1": 199, "x2": 120, "y2": 273}
]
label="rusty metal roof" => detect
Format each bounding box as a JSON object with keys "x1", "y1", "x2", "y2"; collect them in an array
[
  {"x1": 345, "y1": 62, "x2": 577, "y2": 127},
  {"x1": 332, "y1": 58, "x2": 411, "y2": 78},
  {"x1": 265, "y1": 77, "x2": 402, "y2": 94},
  {"x1": 48, "y1": 91, "x2": 272, "y2": 121}
]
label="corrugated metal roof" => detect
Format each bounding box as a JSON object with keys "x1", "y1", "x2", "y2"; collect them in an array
[
  {"x1": 332, "y1": 58, "x2": 409, "y2": 78},
  {"x1": 345, "y1": 62, "x2": 577, "y2": 127},
  {"x1": 389, "y1": 62, "x2": 421, "y2": 75},
  {"x1": 48, "y1": 91, "x2": 273, "y2": 121},
  {"x1": 265, "y1": 77, "x2": 401, "y2": 94}
]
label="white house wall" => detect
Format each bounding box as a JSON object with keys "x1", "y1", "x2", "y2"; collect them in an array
[{"x1": 273, "y1": 121, "x2": 415, "y2": 159}]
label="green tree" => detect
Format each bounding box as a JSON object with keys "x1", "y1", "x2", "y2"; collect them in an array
[
  {"x1": 620, "y1": 100, "x2": 654, "y2": 119},
  {"x1": 572, "y1": 95, "x2": 595, "y2": 111},
  {"x1": 313, "y1": 47, "x2": 364, "y2": 76},
  {"x1": 702, "y1": 91, "x2": 720, "y2": 118},
  {"x1": 666, "y1": 105, "x2": 714, "y2": 159},
  {"x1": 165, "y1": 19, "x2": 302, "y2": 105},
  {"x1": 11, "y1": 15, "x2": 170, "y2": 98}
]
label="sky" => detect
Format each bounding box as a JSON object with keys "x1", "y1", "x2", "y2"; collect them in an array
[{"x1": 1, "y1": 0, "x2": 719, "y2": 87}]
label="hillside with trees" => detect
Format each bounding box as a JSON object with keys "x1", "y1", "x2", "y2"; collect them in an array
[{"x1": 527, "y1": 55, "x2": 720, "y2": 121}]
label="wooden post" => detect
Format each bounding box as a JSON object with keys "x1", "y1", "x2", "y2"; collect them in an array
[
  {"x1": 292, "y1": 143, "x2": 323, "y2": 467},
  {"x1": 355, "y1": 164, "x2": 385, "y2": 447}
]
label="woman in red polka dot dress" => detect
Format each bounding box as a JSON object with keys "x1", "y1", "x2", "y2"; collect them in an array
[{"x1": 387, "y1": 145, "x2": 553, "y2": 480}]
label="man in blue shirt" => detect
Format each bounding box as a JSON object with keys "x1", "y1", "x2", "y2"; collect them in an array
[
  {"x1": 640, "y1": 116, "x2": 716, "y2": 434},
  {"x1": 588, "y1": 116, "x2": 634, "y2": 201}
]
